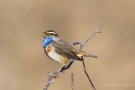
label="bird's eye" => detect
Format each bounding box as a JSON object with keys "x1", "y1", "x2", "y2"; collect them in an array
[{"x1": 50, "y1": 33, "x2": 54, "y2": 35}]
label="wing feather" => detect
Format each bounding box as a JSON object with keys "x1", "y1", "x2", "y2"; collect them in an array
[{"x1": 51, "y1": 40, "x2": 82, "y2": 60}]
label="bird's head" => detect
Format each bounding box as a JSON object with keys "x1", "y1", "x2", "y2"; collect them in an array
[{"x1": 43, "y1": 30, "x2": 59, "y2": 40}]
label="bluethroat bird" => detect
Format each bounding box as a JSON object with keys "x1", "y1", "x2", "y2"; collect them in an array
[{"x1": 42, "y1": 30, "x2": 97, "y2": 71}]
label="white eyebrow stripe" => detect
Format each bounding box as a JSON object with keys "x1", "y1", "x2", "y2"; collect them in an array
[{"x1": 47, "y1": 32, "x2": 56, "y2": 34}]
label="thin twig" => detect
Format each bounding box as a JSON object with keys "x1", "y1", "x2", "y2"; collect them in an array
[
  {"x1": 82, "y1": 24, "x2": 103, "y2": 47},
  {"x1": 73, "y1": 24, "x2": 103, "y2": 90},
  {"x1": 43, "y1": 72, "x2": 54, "y2": 90},
  {"x1": 73, "y1": 23, "x2": 103, "y2": 50},
  {"x1": 71, "y1": 73, "x2": 74, "y2": 90},
  {"x1": 82, "y1": 57, "x2": 96, "y2": 90}
]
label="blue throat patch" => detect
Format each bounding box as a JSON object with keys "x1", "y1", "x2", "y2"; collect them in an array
[{"x1": 42, "y1": 36, "x2": 53, "y2": 48}]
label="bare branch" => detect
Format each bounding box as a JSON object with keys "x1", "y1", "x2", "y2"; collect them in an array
[
  {"x1": 73, "y1": 23, "x2": 103, "y2": 90},
  {"x1": 82, "y1": 57, "x2": 96, "y2": 90},
  {"x1": 43, "y1": 72, "x2": 61, "y2": 90},
  {"x1": 71, "y1": 73, "x2": 74, "y2": 90},
  {"x1": 73, "y1": 23, "x2": 103, "y2": 50},
  {"x1": 82, "y1": 23, "x2": 103, "y2": 47},
  {"x1": 43, "y1": 60, "x2": 74, "y2": 90}
]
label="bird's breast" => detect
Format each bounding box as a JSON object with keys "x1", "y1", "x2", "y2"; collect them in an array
[
  {"x1": 45, "y1": 44, "x2": 69, "y2": 64},
  {"x1": 45, "y1": 44, "x2": 52, "y2": 54}
]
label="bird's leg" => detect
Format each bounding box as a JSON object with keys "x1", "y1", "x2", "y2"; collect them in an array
[
  {"x1": 53, "y1": 59, "x2": 74, "y2": 78},
  {"x1": 57, "y1": 59, "x2": 75, "y2": 73},
  {"x1": 57, "y1": 64, "x2": 66, "y2": 73},
  {"x1": 62, "y1": 59, "x2": 74, "y2": 71},
  {"x1": 52, "y1": 65, "x2": 66, "y2": 78}
]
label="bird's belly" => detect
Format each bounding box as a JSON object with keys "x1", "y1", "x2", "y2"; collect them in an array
[{"x1": 47, "y1": 45, "x2": 69, "y2": 64}]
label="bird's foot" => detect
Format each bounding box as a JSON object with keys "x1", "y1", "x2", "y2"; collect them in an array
[{"x1": 53, "y1": 72, "x2": 60, "y2": 78}]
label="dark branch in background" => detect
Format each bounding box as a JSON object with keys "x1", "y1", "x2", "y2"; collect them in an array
[
  {"x1": 71, "y1": 73, "x2": 74, "y2": 90},
  {"x1": 43, "y1": 24, "x2": 103, "y2": 90}
]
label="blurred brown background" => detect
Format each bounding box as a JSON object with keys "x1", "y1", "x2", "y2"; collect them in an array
[{"x1": 0, "y1": 0, "x2": 135, "y2": 90}]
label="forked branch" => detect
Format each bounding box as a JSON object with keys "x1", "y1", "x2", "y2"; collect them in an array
[{"x1": 73, "y1": 23, "x2": 103, "y2": 90}]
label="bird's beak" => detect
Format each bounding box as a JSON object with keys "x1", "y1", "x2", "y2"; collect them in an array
[{"x1": 43, "y1": 32, "x2": 50, "y2": 36}]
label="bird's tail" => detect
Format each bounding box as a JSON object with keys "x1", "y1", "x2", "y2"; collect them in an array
[{"x1": 72, "y1": 49, "x2": 98, "y2": 58}]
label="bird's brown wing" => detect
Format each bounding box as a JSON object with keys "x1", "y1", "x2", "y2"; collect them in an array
[{"x1": 51, "y1": 40, "x2": 82, "y2": 60}]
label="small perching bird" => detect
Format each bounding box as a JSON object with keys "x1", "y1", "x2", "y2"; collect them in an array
[{"x1": 42, "y1": 30, "x2": 97, "y2": 66}]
